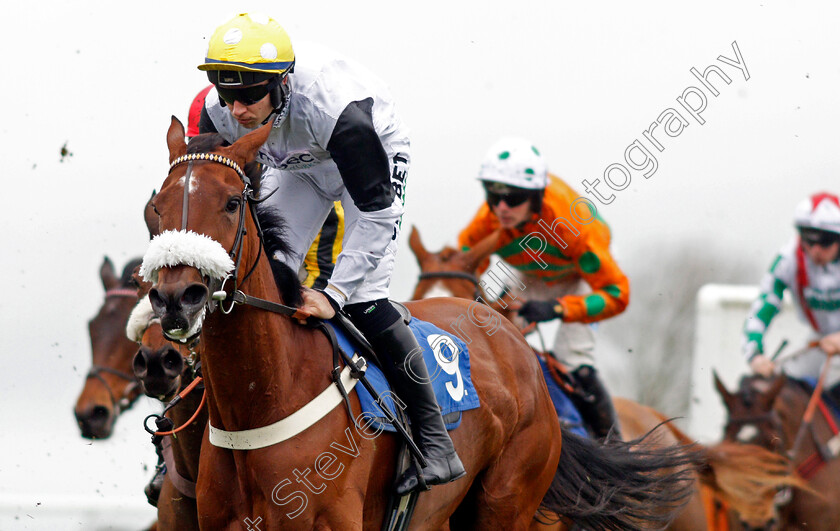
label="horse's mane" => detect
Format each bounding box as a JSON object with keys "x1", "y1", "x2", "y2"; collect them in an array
[{"x1": 254, "y1": 206, "x2": 303, "y2": 308}]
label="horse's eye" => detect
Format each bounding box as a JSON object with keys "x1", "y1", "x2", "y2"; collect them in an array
[{"x1": 225, "y1": 198, "x2": 241, "y2": 213}]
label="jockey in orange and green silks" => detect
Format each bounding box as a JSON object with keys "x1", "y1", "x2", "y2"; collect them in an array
[
  {"x1": 457, "y1": 137, "x2": 630, "y2": 440},
  {"x1": 459, "y1": 173, "x2": 629, "y2": 324}
]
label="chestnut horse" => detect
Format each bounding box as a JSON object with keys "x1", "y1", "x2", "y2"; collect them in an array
[
  {"x1": 74, "y1": 256, "x2": 144, "y2": 439},
  {"x1": 139, "y1": 117, "x2": 706, "y2": 530},
  {"x1": 408, "y1": 226, "x2": 805, "y2": 530},
  {"x1": 128, "y1": 287, "x2": 204, "y2": 531},
  {"x1": 716, "y1": 372, "x2": 837, "y2": 530}
]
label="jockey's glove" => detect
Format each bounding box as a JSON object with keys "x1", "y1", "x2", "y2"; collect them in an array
[{"x1": 518, "y1": 300, "x2": 564, "y2": 323}]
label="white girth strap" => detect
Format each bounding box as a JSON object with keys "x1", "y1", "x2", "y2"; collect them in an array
[{"x1": 209, "y1": 355, "x2": 361, "y2": 450}]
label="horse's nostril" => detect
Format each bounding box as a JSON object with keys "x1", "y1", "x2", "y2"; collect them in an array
[
  {"x1": 149, "y1": 289, "x2": 167, "y2": 315},
  {"x1": 133, "y1": 350, "x2": 148, "y2": 377},
  {"x1": 91, "y1": 406, "x2": 110, "y2": 421},
  {"x1": 181, "y1": 284, "x2": 208, "y2": 307},
  {"x1": 163, "y1": 349, "x2": 184, "y2": 373}
]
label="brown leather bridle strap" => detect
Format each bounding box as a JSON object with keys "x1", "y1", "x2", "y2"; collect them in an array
[{"x1": 86, "y1": 365, "x2": 140, "y2": 414}]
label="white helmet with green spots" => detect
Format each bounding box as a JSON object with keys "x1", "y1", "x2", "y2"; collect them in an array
[{"x1": 477, "y1": 137, "x2": 548, "y2": 190}]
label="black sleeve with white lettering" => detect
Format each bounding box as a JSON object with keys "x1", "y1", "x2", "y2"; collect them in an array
[
  {"x1": 326, "y1": 98, "x2": 394, "y2": 212},
  {"x1": 198, "y1": 105, "x2": 218, "y2": 135}
]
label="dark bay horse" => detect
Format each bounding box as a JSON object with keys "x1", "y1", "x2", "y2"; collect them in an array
[
  {"x1": 128, "y1": 287, "x2": 203, "y2": 531},
  {"x1": 409, "y1": 226, "x2": 805, "y2": 530},
  {"x1": 74, "y1": 256, "x2": 144, "y2": 439},
  {"x1": 716, "y1": 372, "x2": 837, "y2": 530},
  {"x1": 140, "y1": 117, "x2": 702, "y2": 530}
]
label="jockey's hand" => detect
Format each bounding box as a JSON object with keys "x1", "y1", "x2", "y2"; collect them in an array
[
  {"x1": 819, "y1": 332, "x2": 840, "y2": 356},
  {"x1": 518, "y1": 300, "x2": 563, "y2": 324},
  {"x1": 297, "y1": 288, "x2": 336, "y2": 323},
  {"x1": 749, "y1": 354, "x2": 776, "y2": 377}
]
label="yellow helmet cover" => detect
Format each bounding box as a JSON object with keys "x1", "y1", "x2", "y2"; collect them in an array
[{"x1": 198, "y1": 13, "x2": 295, "y2": 75}]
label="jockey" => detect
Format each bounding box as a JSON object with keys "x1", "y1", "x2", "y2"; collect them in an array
[
  {"x1": 744, "y1": 192, "x2": 840, "y2": 393},
  {"x1": 458, "y1": 137, "x2": 630, "y2": 439},
  {"x1": 144, "y1": 84, "x2": 349, "y2": 506},
  {"x1": 196, "y1": 13, "x2": 464, "y2": 495},
  {"x1": 187, "y1": 84, "x2": 345, "y2": 290}
]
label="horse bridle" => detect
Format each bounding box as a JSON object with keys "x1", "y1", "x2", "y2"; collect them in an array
[
  {"x1": 85, "y1": 288, "x2": 143, "y2": 415},
  {"x1": 86, "y1": 365, "x2": 141, "y2": 415},
  {"x1": 725, "y1": 410, "x2": 788, "y2": 454},
  {"x1": 167, "y1": 152, "x2": 304, "y2": 320}
]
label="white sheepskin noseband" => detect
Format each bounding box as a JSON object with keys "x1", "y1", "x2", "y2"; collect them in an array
[
  {"x1": 125, "y1": 295, "x2": 158, "y2": 342},
  {"x1": 140, "y1": 230, "x2": 234, "y2": 283}
]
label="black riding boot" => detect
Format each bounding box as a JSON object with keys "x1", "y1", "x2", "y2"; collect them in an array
[
  {"x1": 570, "y1": 365, "x2": 621, "y2": 440},
  {"x1": 369, "y1": 319, "x2": 467, "y2": 495}
]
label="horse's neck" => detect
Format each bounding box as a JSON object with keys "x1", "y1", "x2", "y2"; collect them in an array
[
  {"x1": 167, "y1": 387, "x2": 205, "y2": 481},
  {"x1": 776, "y1": 385, "x2": 818, "y2": 455},
  {"x1": 200, "y1": 255, "x2": 327, "y2": 432}
]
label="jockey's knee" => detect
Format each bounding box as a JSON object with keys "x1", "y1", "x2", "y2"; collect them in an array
[{"x1": 344, "y1": 299, "x2": 401, "y2": 337}]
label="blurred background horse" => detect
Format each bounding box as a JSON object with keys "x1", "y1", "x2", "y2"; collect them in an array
[
  {"x1": 409, "y1": 226, "x2": 806, "y2": 530},
  {"x1": 73, "y1": 256, "x2": 144, "y2": 439},
  {"x1": 717, "y1": 371, "x2": 837, "y2": 530}
]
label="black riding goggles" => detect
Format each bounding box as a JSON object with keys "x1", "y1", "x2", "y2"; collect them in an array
[
  {"x1": 215, "y1": 77, "x2": 280, "y2": 106},
  {"x1": 800, "y1": 228, "x2": 840, "y2": 247},
  {"x1": 483, "y1": 182, "x2": 536, "y2": 208},
  {"x1": 485, "y1": 190, "x2": 533, "y2": 207},
  {"x1": 216, "y1": 84, "x2": 270, "y2": 106}
]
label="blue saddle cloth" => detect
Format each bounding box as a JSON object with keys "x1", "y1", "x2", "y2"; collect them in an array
[
  {"x1": 537, "y1": 356, "x2": 588, "y2": 437},
  {"x1": 325, "y1": 318, "x2": 480, "y2": 433}
]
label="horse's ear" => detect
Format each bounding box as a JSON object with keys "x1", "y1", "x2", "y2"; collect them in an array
[
  {"x1": 462, "y1": 230, "x2": 500, "y2": 272},
  {"x1": 167, "y1": 116, "x2": 187, "y2": 163},
  {"x1": 100, "y1": 256, "x2": 118, "y2": 291},
  {"x1": 130, "y1": 265, "x2": 153, "y2": 298},
  {"x1": 144, "y1": 190, "x2": 159, "y2": 239},
  {"x1": 408, "y1": 226, "x2": 429, "y2": 265},
  {"x1": 713, "y1": 370, "x2": 734, "y2": 407},
  {"x1": 227, "y1": 122, "x2": 272, "y2": 165},
  {"x1": 760, "y1": 373, "x2": 787, "y2": 410}
]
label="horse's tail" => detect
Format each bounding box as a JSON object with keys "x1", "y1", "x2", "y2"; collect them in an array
[
  {"x1": 696, "y1": 440, "x2": 810, "y2": 521},
  {"x1": 540, "y1": 424, "x2": 700, "y2": 531}
]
